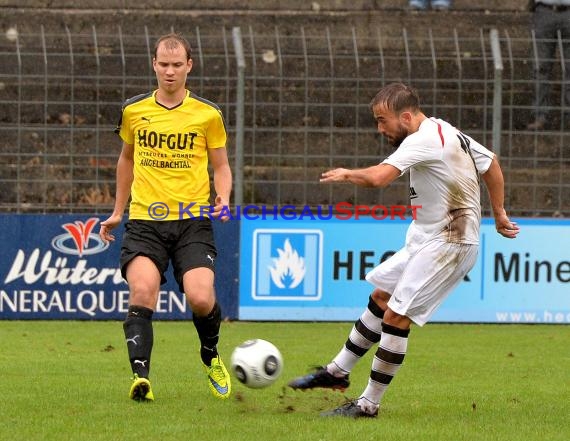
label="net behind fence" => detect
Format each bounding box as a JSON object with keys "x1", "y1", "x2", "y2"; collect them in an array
[{"x1": 0, "y1": 25, "x2": 568, "y2": 216}]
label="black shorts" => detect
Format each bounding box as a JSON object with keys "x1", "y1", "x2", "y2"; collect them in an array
[{"x1": 120, "y1": 218, "x2": 217, "y2": 291}]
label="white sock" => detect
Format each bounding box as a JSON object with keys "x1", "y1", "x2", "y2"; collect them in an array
[
  {"x1": 328, "y1": 298, "x2": 384, "y2": 375},
  {"x1": 359, "y1": 324, "x2": 409, "y2": 407}
]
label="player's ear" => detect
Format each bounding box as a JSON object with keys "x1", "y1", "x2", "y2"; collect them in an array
[
  {"x1": 399, "y1": 110, "x2": 413, "y2": 126},
  {"x1": 187, "y1": 58, "x2": 193, "y2": 74}
]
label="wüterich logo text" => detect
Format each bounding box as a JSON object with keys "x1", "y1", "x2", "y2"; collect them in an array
[{"x1": 147, "y1": 202, "x2": 422, "y2": 221}]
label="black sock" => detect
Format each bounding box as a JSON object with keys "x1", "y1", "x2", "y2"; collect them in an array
[
  {"x1": 123, "y1": 305, "x2": 154, "y2": 378},
  {"x1": 193, "y1": 302, "x2": 222, "y2": 366}
]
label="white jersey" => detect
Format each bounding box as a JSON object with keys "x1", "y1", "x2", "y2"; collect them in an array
[{"x1": 382, "y1": 117, "x2": 494, "y2": 248}]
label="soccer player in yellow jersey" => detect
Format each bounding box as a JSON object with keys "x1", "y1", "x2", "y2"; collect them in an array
[{"x1": 99, "y1": 33, "x2": 232, "y2": 401}]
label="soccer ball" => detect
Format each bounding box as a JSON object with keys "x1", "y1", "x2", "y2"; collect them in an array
[{"x1": 230, "y1": 339, "x2": 283, "y2": 388}]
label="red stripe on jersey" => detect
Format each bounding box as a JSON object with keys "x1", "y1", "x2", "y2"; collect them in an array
[{"x1": 436, "y1": 121, "x2": 444, "y2": 147}]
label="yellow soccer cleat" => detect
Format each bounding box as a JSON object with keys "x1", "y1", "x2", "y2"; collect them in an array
[
  {"x1": 129, "y1": 374, "x2": 155, "y2": 402},
  {"x1": 204, "y1": 355, "x2": 231, "y2": 399}
]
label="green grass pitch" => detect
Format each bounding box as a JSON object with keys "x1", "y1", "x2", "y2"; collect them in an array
[{"x1": 1, "y1": 321, "x2": 569, "y2": 441}]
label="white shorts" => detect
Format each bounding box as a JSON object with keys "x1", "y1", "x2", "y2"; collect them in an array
[{"x1": 365, "y1": 240, "x2": 478, "y2": 326}]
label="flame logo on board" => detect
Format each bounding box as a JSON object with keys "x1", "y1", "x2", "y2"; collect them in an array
[
  {"x1": 51, "y1": 218, "x2": 109, "y2": 256},
  {"x1": 268, "y1": 239, "x2": 306, "y2": 289}
]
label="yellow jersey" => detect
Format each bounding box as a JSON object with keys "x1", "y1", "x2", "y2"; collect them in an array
[{"x1": 116, "y1": 90, "x2": 227, "y2": 220}]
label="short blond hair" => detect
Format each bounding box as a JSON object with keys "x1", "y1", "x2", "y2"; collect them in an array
[{"x1": 154, "y1": 33, "x2": 192, "y2": 60}]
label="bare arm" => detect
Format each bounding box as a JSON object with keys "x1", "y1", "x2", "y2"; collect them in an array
[
  {"x1": 209, "y1": 147, "x2": 233, "y2": 221},
  {"x1": 99, "y1": 142, "x2": 134, "y2": 243},
  {"x1": 481, "y1": 156, "x2": 519, "y2": 239},
  {"x1": 320, "y1": 163, "x2": 401, "y2": 188}
]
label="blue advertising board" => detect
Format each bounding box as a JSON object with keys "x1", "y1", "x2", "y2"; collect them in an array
[
  {"x1": 3, "y1": 214, "x2": 568, "y2": 323},
  {"x1": 239, "y1": 218, "x2": 570, "y2": 323},
  {"x1": 0, "y1": 214, "x2": 239, "y2": 320}
]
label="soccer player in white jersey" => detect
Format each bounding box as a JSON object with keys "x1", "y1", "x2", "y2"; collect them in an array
[{"x1": 288, "y1": 82, "x2": 519, "y2": 418}]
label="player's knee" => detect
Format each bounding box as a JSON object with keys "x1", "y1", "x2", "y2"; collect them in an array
[
  {"x1": 383, "y1": 308, "x2": 411, "y2": 330},
  {"x1": 371, "y1": 288, "x2": 391, "y2": 303},
  {"x1": 186, "y1": 292, "x2": 215, "y2": 315},
  {"x1": 128, "y1": 285, "x2": 158, "y2": 309}
]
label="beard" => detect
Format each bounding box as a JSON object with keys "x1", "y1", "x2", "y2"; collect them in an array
[{"x1": 387, "y1": 126, "x2": 409, "y2": 147}]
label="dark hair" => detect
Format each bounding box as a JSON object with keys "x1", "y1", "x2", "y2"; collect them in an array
[
  {"x1": 154, "y1": 33, "x2": 192, "y2": 60},
  {"x1": 369, "y1": 82, "x2": 421, "y2": 114}
]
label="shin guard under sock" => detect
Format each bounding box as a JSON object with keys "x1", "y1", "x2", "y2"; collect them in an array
[
  {"x1": 123, "y1": 305, "x2": 154, "y2": 378},
  {"x1": 193, "y1": 302, "x2": 222, "y2": 366}
]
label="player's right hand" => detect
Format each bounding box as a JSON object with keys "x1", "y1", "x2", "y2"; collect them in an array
[
  {"x1": 99, "y1": 214, "x2": 122, "y2": 244},
  {"x1": 494, "y1": 212, "x2": 519, "y2": 239}
]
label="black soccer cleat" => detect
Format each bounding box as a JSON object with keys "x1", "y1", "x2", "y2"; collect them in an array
[
  {"x1": 287, "y1": 366, "x2": 350, "y2": 391},
  {"x1": 320, "y1": 400, "x2": 378, "y2": 418}
]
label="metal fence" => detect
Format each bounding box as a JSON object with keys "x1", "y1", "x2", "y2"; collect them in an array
[{"x1": 0, "y1": 25, "x2": 568, "y2": 217}]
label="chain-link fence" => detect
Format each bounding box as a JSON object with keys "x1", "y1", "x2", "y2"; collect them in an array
[{"x1": 0, "y1": 25, "x2": 568, "y2": 217}]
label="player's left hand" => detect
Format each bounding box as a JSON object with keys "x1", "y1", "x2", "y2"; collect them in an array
[
  {"x1": 320, "y1": 168, "x2": 350, "y2": 183},
  {"x1": 494, "y1": 212, "x2": 519, "y2": 239},
  {"x1": 211, "y1": 195, "x2": 230, "y2": 222}
]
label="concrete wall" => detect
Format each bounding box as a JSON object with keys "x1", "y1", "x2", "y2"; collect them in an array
[
  {"x1": 3, "y1": 0, "x2": 530, "y2": 11},
  {"x1": 2, "y1": 0, "x2": 531, "y2": 39}
]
